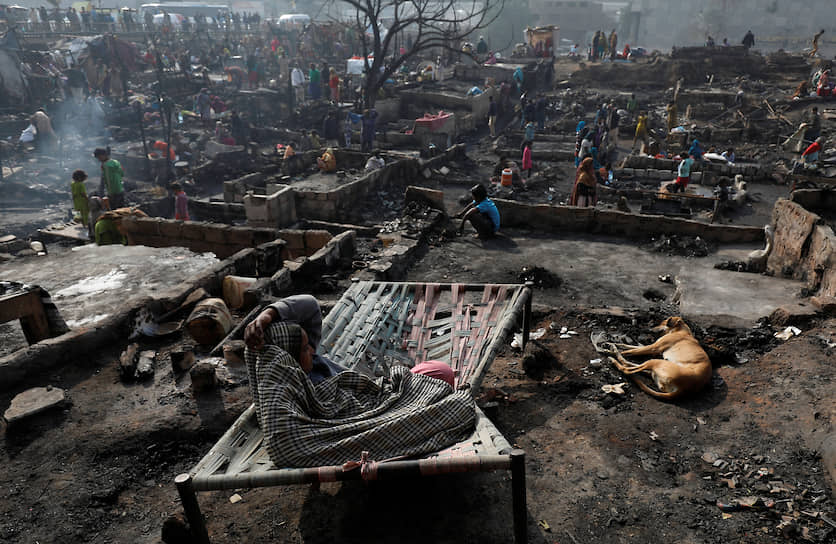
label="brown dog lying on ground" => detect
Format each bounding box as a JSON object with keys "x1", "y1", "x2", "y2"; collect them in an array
[{"x1": 597, "y1": 316, "x2": 712, "y2": 400}]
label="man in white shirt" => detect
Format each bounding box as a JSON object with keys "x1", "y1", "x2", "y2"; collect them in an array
[{"x1": 290, "y1": 63, "x2": 305, "y2": 105}]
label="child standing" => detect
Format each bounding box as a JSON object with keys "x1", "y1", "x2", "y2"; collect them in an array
[
  {"x1": 71, "y1": 169, "x2": 90, "y2": 235},
  {"x1": 171, "y1": 182, "x2": 190, "y2": 221},
  {"x1": 521, "y1": 141, "x2": 533, "y2": 181}
]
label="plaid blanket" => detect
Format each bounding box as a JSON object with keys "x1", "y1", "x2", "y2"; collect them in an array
[{"x1": 246, "y1": 324, "x2": 476, "y2": 468}]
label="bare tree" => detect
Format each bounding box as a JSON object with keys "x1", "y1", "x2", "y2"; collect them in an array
[{"x1": 340, "y1": 0, "x2": 504, "y2": 107}]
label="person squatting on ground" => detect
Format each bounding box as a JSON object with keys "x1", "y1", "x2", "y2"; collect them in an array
[
  {"x1": 317, "y1": 148, "x2": 336, "y2": 173},
  {"x1": 456, "y1": 184, "x2": 500, "y2": 239}
]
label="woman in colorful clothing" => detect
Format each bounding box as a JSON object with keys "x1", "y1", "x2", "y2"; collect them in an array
[{"x1": 569, "y1": 157, "x2": 597, "y2": 207}]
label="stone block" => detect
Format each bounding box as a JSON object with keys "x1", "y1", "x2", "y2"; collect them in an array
[
  {"x1": 226, "y1": 227, "x2": 254, "y2": 247},
  {"x1": 270, "y1": 267, "x2": 293, "y2": 294},
  {"x1": 157, "y1": 219, "x2": 184, "y2": 239},
  {"x1": 769, "y1": 302, "x2": 820, "y2": 326},
  {"x1": 180, "y1": 222, "x2": 207, "y2": 242},
  {"x1": 190, "y1": 362, "x2": 218, "y2": 395},
  {"x1": 203, "y1": 225, "x2": 232, "y2": 244},
  {"x1": 4, "y1": 386, "x2": 67, "y2": 425},
  {"x1": 278, "y1": 229, "x2": 306, "y2": 250},
  {"x1": 304, "y1": 230, "x2": 333, "y2": 250},
  {"x1": 767, "y1": 199, "x2": 822, "y2": 277},
  {"x1": 810, "y1": 296, "x2": 836, "y2": 314},
  {"x1": 252, "y1": 228, "x2": 279, "y2": 247}
]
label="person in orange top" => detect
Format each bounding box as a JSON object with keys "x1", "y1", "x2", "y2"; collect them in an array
[
  {"x1": 153, "y1": 140, "x2": 175, "y2": 160},
  {"x1": 328, "y1": 67, "x2": 340, "y2": 102}
]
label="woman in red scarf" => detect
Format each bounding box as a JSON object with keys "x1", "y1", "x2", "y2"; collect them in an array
[{"x1": 569, "y1": 157, "x2": 598, "y2": 207}]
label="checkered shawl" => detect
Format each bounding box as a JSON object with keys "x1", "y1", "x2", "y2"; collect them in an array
[{"x1": 245, "y1": 323, "x2": 476, "y2": 467}]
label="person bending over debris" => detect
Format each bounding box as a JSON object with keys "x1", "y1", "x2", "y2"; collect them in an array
[
  {"x1": 570, "y1": 157, "x2": 598, "y2": 207},
  {"x1": 71, "y1": 170, "x2": 89, "y2": 233},
  {"x1": 457, "y1": 184, "x2": 500, "y2": 239},
  {"x1": 317, "y1": 148, "x2": 337, "y2": 173},
  {"x1": 809, "y1": 29, "x2": 825, "y2": 58}
]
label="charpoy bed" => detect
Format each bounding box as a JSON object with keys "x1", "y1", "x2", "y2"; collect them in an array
[{"x1": 175, "y1": 281, "x2": 533, "y2": 543}]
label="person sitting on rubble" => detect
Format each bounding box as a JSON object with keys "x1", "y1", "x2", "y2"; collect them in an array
[
  {"x1": 456, "y1": 183, "x2": 500, "y2": 239},
  {"x1": 364, "y1": 150, "x2": 385, "y2": 173},
  {"x1": 317, "y1": 148, "x2": 337, "y2": 173},
  {"x1": 721, "y1": 148, "x2": 736, "y2": 164},
  {"x1": 817, "y1": 70, "x2": 832, "y2": 96}
]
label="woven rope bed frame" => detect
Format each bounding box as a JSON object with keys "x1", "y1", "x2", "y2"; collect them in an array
[{"x1": 176, "y1": 281, "x2": 533, "y2": 543}]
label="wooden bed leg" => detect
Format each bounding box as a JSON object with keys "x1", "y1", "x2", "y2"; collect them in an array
[
  {"x1": 175, "y1": 473, "x2": 211, "y2": 544},
  {"x1": 522, "y1": 284, "x2": 533, "y2": 348},
  {"x1": 510, "y1": 449, "x2": 527, "y2": 544}
]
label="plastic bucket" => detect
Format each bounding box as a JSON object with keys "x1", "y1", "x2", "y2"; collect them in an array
[{"x1": 501, "y1": 168, "x2": 513, "y2": 186}]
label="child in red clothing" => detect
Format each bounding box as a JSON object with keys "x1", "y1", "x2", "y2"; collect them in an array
[
  {"x1": 171, "y1": 182, "x2": 189, "y2": 221},
  {"x1": 521, "y1": 141, "x2": 533, "y2": 180}
]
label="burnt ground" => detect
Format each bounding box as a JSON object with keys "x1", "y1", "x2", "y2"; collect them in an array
[
  {"x1": 1, "y1": 56, "x2": 835, "y2": 544},
  {"x1": 1, "y1": 242, "x2": 834, "y2": 543}
]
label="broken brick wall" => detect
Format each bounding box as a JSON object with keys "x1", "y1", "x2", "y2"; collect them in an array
[{"x1": 768, "y1": 198, "x2": 836, "y2": 297}]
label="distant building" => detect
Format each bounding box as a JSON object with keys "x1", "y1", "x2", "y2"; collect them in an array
[{"x1": 528, "y1": 0, "x2": 616, "y2": 45}]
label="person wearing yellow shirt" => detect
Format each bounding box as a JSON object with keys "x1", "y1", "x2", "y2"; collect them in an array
[
  {"x1": 632, "y1": 111, "x2": 649, "y2": 153},
  {"x1": 317, "y1": 148, "x2": 337, "y2": 173}
]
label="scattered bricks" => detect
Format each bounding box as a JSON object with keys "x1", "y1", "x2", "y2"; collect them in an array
[
  {"x1": 811, "y1": 296, "x2": 836, "y2": 315},
  {"x1": 190, "y1": 362, "x2": 218, "y2": 394},
  {"x1": 170, "y1": 349, "x2": 195, "y2": 372},
  {"x1": 270, "y1": 267, "x2": 293, "y2": 294},
  {"x1": 243, "y1": 277, "x2": 271, "y2": 308},
  {"x1": 3, "y1": 386, "x2": 68, "y2": 426},
  {"x1": 404, "y1": 186, "x2": 446, "y2": 212},
  {"x1": 769, "y1": 302, "x2": 820, "y2": 327},
  {"x1": 119, "y1": 343, "x2": 140, "y2": 381},
  {"x1": 223, "y1": 340, "x2": 246, "y2": 365},
  {"x1": 255, "y1": 240, "x2": 285, "y2": 276},
  {"x1": 135, "y1": 350, "x2": 156, "y2": 381},
  {"x1": 304, "y1": 230, "x2": 333, "y2": 251}
]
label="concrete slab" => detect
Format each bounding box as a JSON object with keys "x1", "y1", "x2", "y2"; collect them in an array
[
  {"x1": 675, "y1": 267, "x2": 804, "y2": 328},
  {"x1": 4, "y1": 386, "x2": 67, "y2": 424}
]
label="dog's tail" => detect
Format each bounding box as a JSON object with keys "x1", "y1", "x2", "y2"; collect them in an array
[{"x1": 629, "y1": 377, "x2": 680, "y2": 399}]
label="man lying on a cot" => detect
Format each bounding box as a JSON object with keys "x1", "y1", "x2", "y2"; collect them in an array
[{"x1": 244, "y1": 295, "x2": 454, "y2": 386}]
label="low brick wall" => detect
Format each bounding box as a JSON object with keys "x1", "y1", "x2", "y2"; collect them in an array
[
  {"x1": 768, "y1": 198, "x2": 836, "y2": 296},
  {"x1": 620, "y1": 154, "x2": 765, "y2": 180},
  {"x1": 120, "y1": 217, "x2": 334, "y2": 261},
  {"x1": 496, "y1": 200, "x2": 764, "y2": 243},
  {"x1": 244, "y1": 185, "x2": 297, "y2": 228},
  {"x1": 120, "y1": 217, "x2": 280, "y2": 259},
  {"x1": 0, "y1": 237, "x2": 286, "y2": 392}
]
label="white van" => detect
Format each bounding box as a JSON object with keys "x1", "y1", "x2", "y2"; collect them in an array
[{"x1": 277, "y1": 13, "x2": 310, "y2": 30}]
